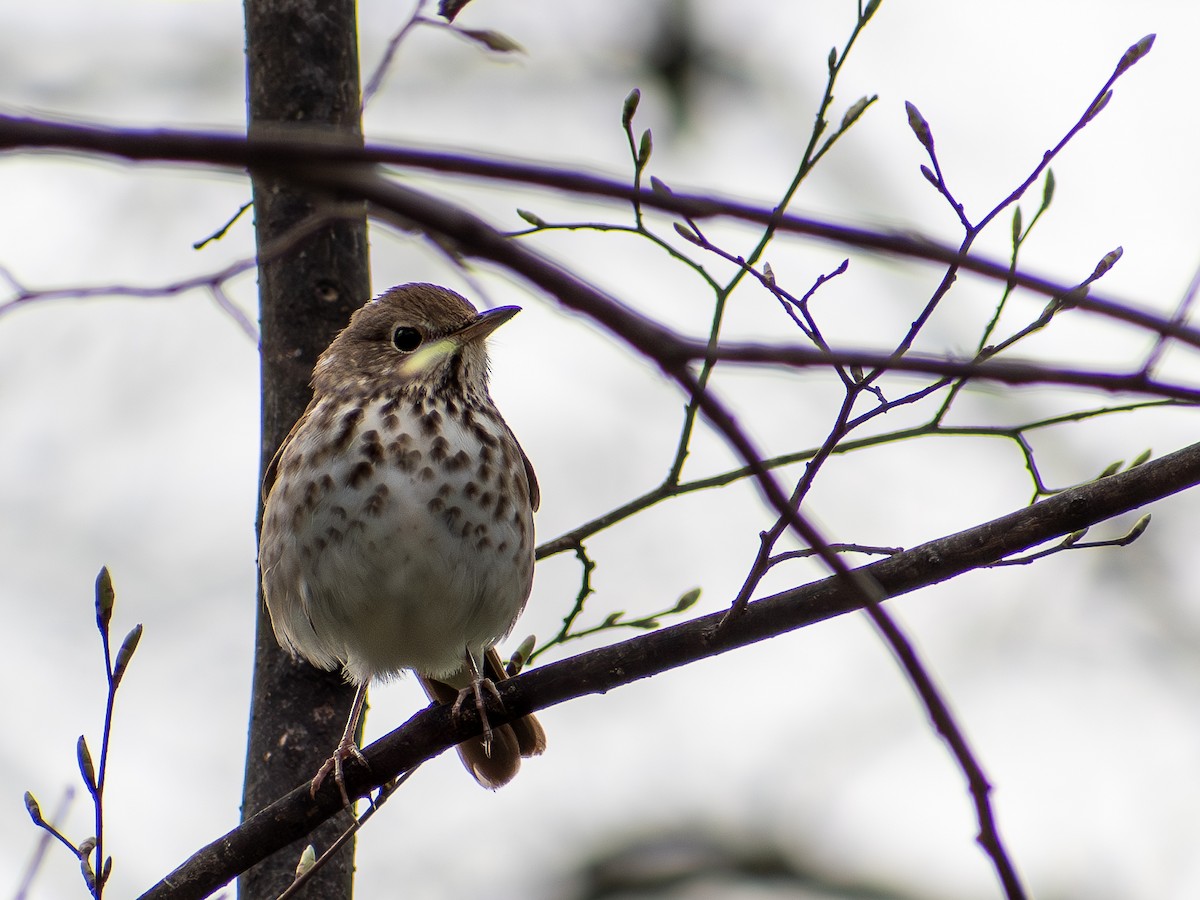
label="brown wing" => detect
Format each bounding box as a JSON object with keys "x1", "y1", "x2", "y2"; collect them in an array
[
  {"x1": 260, "y1": 403, "x2": 311, "y2": 504},
  {"x1": 519, "y1": 441, "x2": 541, "y2": 512}
]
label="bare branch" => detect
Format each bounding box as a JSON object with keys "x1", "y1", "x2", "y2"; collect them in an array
[
  {"x1": 137, "y1": 438, "x2": 1200, "y2": 899},
  {"x1": 1, "y1": 117, "x2": 1196, "y2": 350}
]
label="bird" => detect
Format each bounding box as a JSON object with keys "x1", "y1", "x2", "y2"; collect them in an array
[{"x1": 259, "y1": 282, "x2": 546, "y2": 801}]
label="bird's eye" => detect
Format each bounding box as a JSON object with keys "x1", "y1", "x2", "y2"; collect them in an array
[{"x1": 391, "y1": 326, "x2": 423, "y2": 352}]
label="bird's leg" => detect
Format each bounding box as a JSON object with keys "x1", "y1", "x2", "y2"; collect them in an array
[
  {"x1": 450, "y1": 648, "x2": 501, "y2": 757},
  {"x1": 311, "y1": 681, "x2": 370, "y2": 807}
]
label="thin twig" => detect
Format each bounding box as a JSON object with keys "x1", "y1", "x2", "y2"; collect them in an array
[
  {"x1": 274, "y1": 768, "x2": 420, "y2": 900},
  {"x1": 1143, "y1": 257, "x2": 1200, "y2": 375},
  {"x1": 361, "y1": 0, "x2": 432, "y2": 107}
]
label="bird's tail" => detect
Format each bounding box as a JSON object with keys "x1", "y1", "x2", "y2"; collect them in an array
[{"x1": 419, "y1": 646, "x2": 547, "y2": 789}]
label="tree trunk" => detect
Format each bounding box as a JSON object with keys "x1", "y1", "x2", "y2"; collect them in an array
[{"x1": 241, "y1": 1, "x2": 370, "y2": 896}]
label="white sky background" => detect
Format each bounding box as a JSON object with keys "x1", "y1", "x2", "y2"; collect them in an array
[{"x1": 1, "y1": 1, "x2": 1199, "y2": 898}]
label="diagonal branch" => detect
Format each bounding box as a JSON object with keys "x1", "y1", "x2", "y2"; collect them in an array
[
  {"x1": 1, "y1": 116, "x2": 1197, "y2": 351},
  {"x1": 17, "y1": 107, "x2": 1185, "y2": 900},
  {"x1": 309, "y1": 168, "x2": 1200, "y2": 406},
  {"x1": 137, "y1": 437, "x2": 1200, "y2": 900},
  {"x1": 131, "y1": 164, "x2": 1200, "y2": 900}
]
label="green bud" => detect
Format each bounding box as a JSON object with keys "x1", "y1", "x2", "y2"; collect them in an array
[
  {"x1": 1041, "y1": 169, "x2": 1056, "y2": 209},
  {"x1": 1115, "y1": 34, "x2": 1155, "y2": 75},
  {"x1": 675, "y1": 588, "x2": 701, "y2": 612},
  {"x1": 516, "y1": 208, "x2": 546, "y2": 228},
  {"x1": 673, "y1": 222, "x2": 703, "y2": 246},
  {"x1": 905, "y1": 101, "x2": 933, "y2": 150},
  {"x1": 1062, "y1": 529, "x2": 1088, "y2": 548},
  {"x1": 840, "y1": 95, "x2": 872, "y2": 130},
  {"x1": 95, "y1": 567, "x2": 114, "y2": 632},
  {"x1": 459, "y1": 29, "x2": 524, "y2": 54},
  {"x1": 113, "y1": 624, "x2": 143, "y2": 686},
  {"x1": 622, "y1": 88, "x2": 641, "y2": 130},
  {"x1": 77, "y1": 736, "x2": 97, "y2": 792},
  {"x1": 637, "y1": 128, "x2": 653, "y2": 169},
  {"x1": 1086, "y1": 246, "x2": 1123, "y2": 284},
  {"x1": 80, "y1": 840, "x2": 97, "y2": 890},
  {"x1": 1125, "y1": 514, "x2": 1151, "y2": 542},
  {"x1": 296, "y1": 845, "x2": 318, "y2": 879},
  {"x1": 24, "y1": 791, "x2": 44, "y2": 825},
  {"x1": 506, "y1": 635, "x2": 537, "y2": 676},
  {"x1": 511, "y1": 634, "x2": 536, "y2": 671},
  {"x1": 1084, "y1": 89, "x2": 1112, "y2": 123}
]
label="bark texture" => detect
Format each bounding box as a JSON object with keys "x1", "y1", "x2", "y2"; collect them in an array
[{"x1": 241, "y1": 1, "x2": 370, "y2": 896}]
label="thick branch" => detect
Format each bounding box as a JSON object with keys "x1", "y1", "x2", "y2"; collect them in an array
[
  {"x1": 139, "y1": 438, "x2": 1200, "y2": 900},
  {"x1": 240, "y1": 0, "x2": 369, "y2": 896}
]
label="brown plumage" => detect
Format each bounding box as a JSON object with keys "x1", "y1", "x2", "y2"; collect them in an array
[{"x1": 260, "y1": 283, "x2": 545, "y2": 797}]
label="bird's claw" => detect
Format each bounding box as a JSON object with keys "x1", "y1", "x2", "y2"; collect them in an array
[
  {"x1": 311, "y1": 739, "x2": 369, "y2": 808},
  {"x1": 451, "y1": 677, "x2": 501, "y2": 756}
]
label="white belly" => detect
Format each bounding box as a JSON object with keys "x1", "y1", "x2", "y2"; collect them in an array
[{"x1": 260, "y1": 397, "x2": 535, "y2": 685}]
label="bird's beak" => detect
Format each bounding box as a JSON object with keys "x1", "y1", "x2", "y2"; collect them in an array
[
  {"x1": 454, "y1": 305, "x2": 521, "y2": 345},
  {"x1": 398, "y1": 306, "x2": 521, "y2": 379}
]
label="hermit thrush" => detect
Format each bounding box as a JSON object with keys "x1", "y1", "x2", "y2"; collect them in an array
[{"x1": 259, "y1": 283, "x2": 546, "y2": 799}]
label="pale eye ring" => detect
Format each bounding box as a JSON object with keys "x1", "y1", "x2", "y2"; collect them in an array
[{"x1": 392, "y1": 326, "x2": 423, "y2": 352}]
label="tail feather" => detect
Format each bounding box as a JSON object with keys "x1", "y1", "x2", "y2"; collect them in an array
[
  {"x1": 420, "y1": 646, "x2": 545, "y2": 789},
  {"x1": 484, "y1": 646, "x2": 547, "y2": 759}
]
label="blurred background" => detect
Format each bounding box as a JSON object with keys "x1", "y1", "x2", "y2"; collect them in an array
[{"x1": 2, "y1": 1, "x2": 1199, "y2": 897}]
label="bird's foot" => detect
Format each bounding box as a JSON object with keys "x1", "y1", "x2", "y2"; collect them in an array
[
  {"x1": 311, "y1": 736, "x2": 369, "y2": 808},
  {"x1": 451, "y1": 677, "x2": 502, "y2": 757}
]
